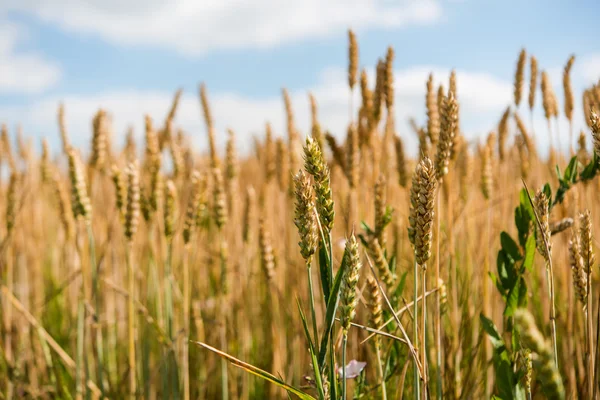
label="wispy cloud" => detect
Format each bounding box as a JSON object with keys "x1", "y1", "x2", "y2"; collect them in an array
[
  {"x1": 0, "y1": 21, "x2": 61, "y2": 94},
  {"x1": 2, "y1": 0, "x2": 442, "y2": 56}
]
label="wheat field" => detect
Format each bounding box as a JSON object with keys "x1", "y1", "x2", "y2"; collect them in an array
[{"x1": 1, "y1": 30, "x2": 600, "y2": 400}]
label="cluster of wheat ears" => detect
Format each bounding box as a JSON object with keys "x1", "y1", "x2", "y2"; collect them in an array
[{"x1": 1, "y1": 30, "x2": 600, "y2": 400}]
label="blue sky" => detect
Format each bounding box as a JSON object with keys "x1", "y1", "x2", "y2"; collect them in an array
[{"x1": 0, "y1": 0, "x2": 598, "y2": 154}]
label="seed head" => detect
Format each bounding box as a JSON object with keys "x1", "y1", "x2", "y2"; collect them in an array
[
  {"x1": 394, "y1": 135, "x2": 407, "y2": 187},
  {"x1": 67, "y1": 148, "x2": 92, "y2": 222},
  {"x1": 568, "y1": 231, "x2": 587, "y2": 305},
  {"x1": 366, "y1": 276, "x2": 383, "y2": 348},
  {"x1": 276, "y1": 138, "x2": 290, "y2": 192},
  {"x1": 111, "y1": 164, "x2": 126, "y2": 221},
  {"x1": 529, "y1": 56, "x2": 538, "y2": 110},
  {"x1": 513, "y1": 309, "x2": 565, "y2": 400},
  {"x1": 212, "y1": 167, "x2": 228, "y2": 230},
  {"x1": 590, "y1": 111, "x2": 600, "y2": 157},
  {"x1": 348, "y1": 30, "x2": 358, "y2": 90},
  {"x1": 6, "y1": 172, "x2": 18, "y2": 234},
  {"x1": 264, "y1": 123, "x2": 276, "y2": 182},
  {"x1": 426, "y1": 74, "x2": 440, "y2": 145},
  {"x1": 90, "y1": 109, "x2": 108, "y2": 169},
  {"x1": 563, "y1": 55, "x2": 575, "y2": 121},
  {"x1": 514, "y1": 48, "x2": 527, "y2": 106},
  {"x1": 242, "y1": 186, "x2": 256, "y2": 244},
  {"x1": 259, "y1": 218, "x2": 275, "y2": 283},
  {"x1": 183, "y1": 171, "x2": 203, "y2": 244},
  {"x1": 346, "y1": 125, "x2": 359, "y2": 189},
  {"x1": 124, "y1": 161, "x2": 140, "y2": 241},
  {"x1": 534, "y1": 190, "x2": 551, "y2": 262},
  {"x1": 498, "y1": 107, "x2": 510, "y2": 161},
  {"x1": 372, "y1": 60, "x2": 386, "y2": 125},
  {"x1": 40, "y1": 138, "x2": 50, "y2": 183},
  {"x1": 53, "y1": 174, "x2": 75, "y2": 240},
  {"x1": 480, "y1": 144, "x2": 493, "y2": 201},
  {"x1": 340, "y1": 233, "x2": 362, "y2": 334},
  {"x1": 368, "y1": 238, "x2": 395, "y2": 288},
  {"x1": 293, "y1": 170, "x2": 318, "y2": 261},
  {"x1": 57, "y1": 103, "x2": 71, "y2": 152},
  {"x1": 579, "y1": 210, "x2": 595, "y2": 273},
  {"x1": 384, "y1": 46, "x2": 394, "y2": 110},
  {"x1": 163, "y1": 180, "x2": 177, "y2": 239},
  {"x1": 435, "y1": 91, "x2": 458, "y2": 180},
  {"x1": 303, "y1": 137, "x2": 334, "y2": 233}
]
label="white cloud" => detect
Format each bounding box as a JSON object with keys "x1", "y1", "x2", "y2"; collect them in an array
[
  {"x1": 579, "y1": 53, "x2": 600, "y2": 84},
  {"x1": 0, "y1": 64, "x2": 519, "y2": 158},
  {"x1": 2, "y1": 0, "x2": 442, "y2": 55},
  {"x1": 0, "y1": 21, "x2": 61, "y2": 93}
]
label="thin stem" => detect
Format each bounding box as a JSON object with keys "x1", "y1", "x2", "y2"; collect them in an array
[
  {"x1": 545, "y1": 259, "x2": 559, "y2": 367},
  {"x1": 76, "y1": 295, "x2": 85, "y2": 400},
  {"x1": 342, "y1": 333, "x2": 348, "y2": 400},
  {"x1": 588, "y1": 264, "x2": 594, "y2": 398},
  {"x1": 484, "y1": 203, "x2": 492, "y2": 399},
  {"x1": 3, "y1": 244, "x2": 14, "y2": 400},
  {"x1": 183, "y1": 244, "x2": 191, "y2": 400},
  {"x1": 375, "y1": 346, "x2": 388, "y2": 400},
  {"x1": 421, "y1": 267, "x2": 427, "y2": 400},
  {"x1": 218, "y1": 229, "x2": 229, "y2": 400},
  {"x1": 435, "y1": 193, "x2": 442, "y2": 400},
  {"x1": 593, "y1": 289, "x2": 600, "y2": 400},
  {"x1": 307, "y1": 261, "x2": 319, "y2": 346},
  {"x1": 569, "y1": 120, "x2": 574, "y2": 157},
  {"x1": 126, "y1": 241, "x2": 136, "y2": 400},
  {"x1": 414, "y1": 256, "x2": 420, "y2": 400},
  {"x1": 87, "y1": 223, "x2": 104, "y2": 394}
]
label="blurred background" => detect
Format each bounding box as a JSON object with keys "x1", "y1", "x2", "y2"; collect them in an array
[{"x1": 0, "y1": 0, "x2": 598, "y2": 156}]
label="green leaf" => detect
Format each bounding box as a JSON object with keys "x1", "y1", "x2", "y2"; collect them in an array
[
  {"x1": 318, "y1": 243, "x2": 331, "y2": 303},
  {"x1": 393, "y1": 271, "x2": 408, "y2": 299},
  {"x1": 489, "y1": 272, "x2": 504, "y2": 298},
  {"x1": 318, "y1": 248, "x2": 349, "y2": 367},
  {"x1": 501, "y1": 232, "x2": 522, "y2": 261},
  {"x1": 497, "y1": 250, "x2": 517, "y2": 291},
  {"x1": 522, "y1": 235, "x2": 535, "y2": 272},
  {"x1": 564, "y1": 156, "x2": 578, "y2": 182},
  {"x1": 580, "y1": 153, "x2": 599, "y2": 181},
  {"x1": 388, "y1": 254, "x2": 397, "y2": 274},
  {"x1": 494, "y1": 355, "x2": 516, "y2": 400},
  {"x1": 542, "y1": 183, "x2": 552, "y2": 203},
  {"x1": 480, "y1": 314, "x2": 505, "y2": 350},
  {"x1": 517, "y1": 277, "x2": 528, "y2": 308},
  {"x1": 504, "y1": 278, "x2": 521, "y2": 317},
  {"x1": 360, "y1": 221, "x2": 374, "y2": 237},
  {"x1": 192, "y1": 341, "x2": 316, "y2": 400},
  {"x1": 308, "y1": 346, "x2": 326, "y2": 400},
  {"x1": 296, "y1": 299, "x2": 315, "y2": 355}
]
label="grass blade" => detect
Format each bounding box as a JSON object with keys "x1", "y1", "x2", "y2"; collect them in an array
[{"x1": 191, "y1": 340, "x2": 316, "y2": 400}]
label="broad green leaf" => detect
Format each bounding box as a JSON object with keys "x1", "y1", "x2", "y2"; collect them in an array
[
  {"x1": 504, "y1": 278, "x2": 521, "y2": 317},
  {"x1": 501, "y1": 232, "x2": 522, "y2": 261},
  {"x1": 522, "y1": 235, "x2": 535, "y2": 272},
  {"x1": 564, "y1": 156, "x2": 578, "y2": 182},
  {"x1": 494, "y1": 355, "x2": 515, "y2": 400},
  {"x1": 480, "y1": 314, "x2": 505, "y2": 351},
  {"x1": 192, "y1": 341, "x2": 316, "y2": 400}
]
